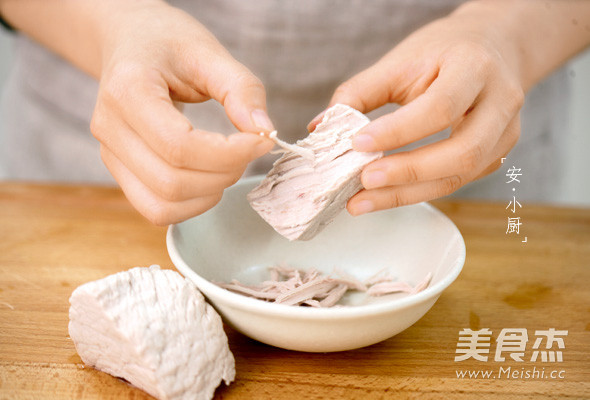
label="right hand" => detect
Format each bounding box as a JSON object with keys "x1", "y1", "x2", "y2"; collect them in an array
[{"x1": 91, "y1": 1, "x2": 274, "y2": 225}]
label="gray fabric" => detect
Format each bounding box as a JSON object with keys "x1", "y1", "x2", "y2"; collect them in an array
[
  {"x1": 0, "y1": 0, "x2": 571, "y2": 202},
  {"x1": 0, "y1": 35, "x2": 107, "y2": 183}
]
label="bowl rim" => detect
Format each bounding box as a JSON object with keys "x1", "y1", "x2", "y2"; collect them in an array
[{"x1": 167, "y1": 177, "x2": 466, "y2": 320}]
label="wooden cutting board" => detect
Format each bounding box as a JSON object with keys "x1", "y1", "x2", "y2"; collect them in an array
[{"x1": 0, "y1": 183, "x2": 589, "y2": 399}]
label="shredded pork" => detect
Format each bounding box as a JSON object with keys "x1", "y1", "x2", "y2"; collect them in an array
[
  {"x1": 217, "y1": 265, "x2": 432, "y2": 307},
  {"x1": 263, "y1": 130, "x2": 316, "y2": 161}
]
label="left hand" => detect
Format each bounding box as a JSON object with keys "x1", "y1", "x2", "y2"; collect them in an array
[{"x1": 309, "y1": 5, "x2": 525, "y2": 216}]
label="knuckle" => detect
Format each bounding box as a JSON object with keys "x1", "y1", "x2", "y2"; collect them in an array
[
  {"x1": 155, "y1": 173, "x2": 184, "y2": 202},
  {"x1": 488, "y1": 160, "x2": 503, "y2": 174},
  {"x1": 195, "y1": 193, "x2": 224, "y2": 215},
  {"x1": 161, "y1": 135, "x2": 187, "y2": 168},
  {"x1": 89, "y1": 112, "x2": 104, "y2": 141},
  {"x1": 506, "y1": 82, "x2": 525, "y2": 112},
  {"x1": 473, "y1": 49, "x2": 495, "y2": 70},
  {"x1": 99, "y1": 82, "x2": 123, "y2": 108},
  {"x1": 333, "y1": 80, "x2": 359, "y2": 102},
  {"x1": 101, "y1": 66, "x2": 133, "y2": 104},
  {"x1": 333, "y1": 78, "x2": 371, "y2": 111},
  {"x1": 150, "y1": 120, "x2": 193, "y2": 169},
  {"x1": 210, "y1": 192, "x2": 224, "y2": 207},
  {"x1": 432, "y1": 92, "x2": 457, "y2": 125},
  {"x1": 226, "y1": 170, "x2": 243, "y2": 187},
  {"x1": 439, "y1": 175, "x2": 464, "y2": 196},
  {"x1": 102, "y1": 62, "x2": 156, "y2": 105},
  {"x1": 224, "y1": 69, "x2": 265, "y2": 105},
  {"x1": 240, "y1": 72, "x2": 264, "y2": 92},
  {"x1": 98, "y1": 146, "x2": 110, "y2": 165},
  {"x1": 403, "y1": 162, "x2": 421, "y2": 183},
  {"x1": 503, "y1": 120, "x2": 521, "y2": 152},
  {"x1": 460, "y1": 143, "x2": 484, "y2": 172},
  {"x1": 334, "y1": 80, "x2": 354, "y2": 97},
  {"x1": 451, "y1": 41, "x2": 496, "y2": 78},
  {"x1": 509, "y1": 124, "x2": 521, "y2": 147},
  {"x1": 468, "y1": 44, "x2": 495, "y2": 74},
  {"x1": 144, "y1": 203, "x2": 173, "y2": 226},
  {"x1": 386, "y1": 189, "x2": 406, "y2": 209},
  {"x1": 232, "y1": 70, "x2": 264, "y2": 93}
]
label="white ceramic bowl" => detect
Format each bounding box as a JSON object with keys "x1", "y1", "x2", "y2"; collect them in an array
[{"x1": 167, "y1": 176, "x2": 465, "y2": 352}]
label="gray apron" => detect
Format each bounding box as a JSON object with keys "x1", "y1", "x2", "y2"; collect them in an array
[{"x1": 0, "y1": 0, "x2": 570, "y2": 202}]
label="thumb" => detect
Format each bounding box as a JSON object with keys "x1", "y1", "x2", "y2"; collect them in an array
[
  {"x1": 329, "y1": 62, "x2": 393, "y2": 114},
  {"x1": 208, "y1": 58, "x2": 274, "y2": 134},
  {"x1": 308, "y1": 62, "x2": 393, "y2": 132}
]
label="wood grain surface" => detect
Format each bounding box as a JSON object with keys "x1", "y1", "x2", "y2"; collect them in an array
[{"x1": 0, "y1": 182, "x2": 589, "y2": 399}]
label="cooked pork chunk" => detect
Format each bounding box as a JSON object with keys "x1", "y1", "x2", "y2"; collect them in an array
[
  {"x1": 68, "y1": 265, "x2": 235, "y2": 400},
  {"x1": 248, "y1": 104, "x2": 383, "y2": 241}
]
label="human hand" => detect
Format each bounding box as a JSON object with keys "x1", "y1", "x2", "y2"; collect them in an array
[
  {"x1": 90, "y1": 1, "x2": 274, "y2": 225},
  {"x1": 309, "y1": 3, "x2": 525, "y2": 216}
]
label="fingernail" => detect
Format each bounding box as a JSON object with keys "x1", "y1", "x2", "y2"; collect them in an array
[
  {"x1": 307, "y1": 109, "x2": 327, "y2": 132},
  {"x1": 363, "y1": 170, "x2": 387, "y2": 189},
  {"x1": 352, "y1": 200, "x2": 374, "y2": 216},
  {"x1": 352, "y1": 134, "x2": 376, "y2": 152},
  {"x1": 251, "y1": 109, "x2": 274, "y2": 132}
]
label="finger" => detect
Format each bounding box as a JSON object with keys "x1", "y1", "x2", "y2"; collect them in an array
[
  {"x1": 95, "y1": 112, "x2": 247, "y2": 202},
  {"x1": 347, "y1": 175, "x2": 466, "y2": 216},
  {"x1": 101, "y1": 147, "x2": 223, "y2": 225},
  {"x1": 97, "y1": 75, "x2": 274, "y2": 171},
  {"x1": 327, "y1": 49, "x2": 443, "y2": 115},
  {"x1": 327, "y1": 60, "x2": 405, "y2": 115},
  {"x1": 351, "y1": 61, "x2": 485, "y2": 152},
  {"x1": 307, "y1": 109, "x2": 327, "y2": 133},
  {"x1": 307, "y1": 47, "x2": 435, "y2": 132},
  {"x1": 348, "y1": 115, "x2": 522, "y2": 215},
  {"x1": 473, "y1": 115, "x2": 521, "y2": 180},
  {"x1": 197, "y1": 56, "x2": 275, "y2": 133},
  {"x1": 359, "y1": 91, "x2": 515, "y2": 190}
]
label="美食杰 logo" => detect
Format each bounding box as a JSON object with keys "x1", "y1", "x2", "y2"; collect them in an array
[{"x1": 454, "y1": 328, "x2": 568, "y2": 380}]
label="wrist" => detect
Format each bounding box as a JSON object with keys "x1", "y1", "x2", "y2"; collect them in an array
[
  {"x1": 97, "y1": 0, "x2": 171, "y2": 76},
  {"x1": 449, "y1": 1, "x2": 528, "y2": 90},
  {"x1": 453, "y1": 0, "x2": 590, "y2": 91}
]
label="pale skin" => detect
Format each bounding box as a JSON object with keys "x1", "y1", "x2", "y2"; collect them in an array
[{"x1": 1, "y1": 0, "x2": 589, "y2": 224}]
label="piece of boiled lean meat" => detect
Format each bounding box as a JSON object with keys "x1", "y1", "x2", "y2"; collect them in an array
[
  {"x1": 248, "y1": 104, "x2": 383, "y2": 241},
  {"x1": 68, "y1": 265, "x2": 235, "y2": 400}
]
